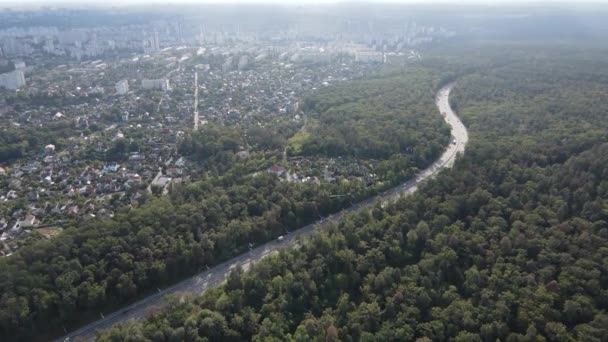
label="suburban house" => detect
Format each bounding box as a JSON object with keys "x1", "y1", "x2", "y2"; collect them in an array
[{"x1": 267, "y1": 165, "x2": 286, "y2": 176}]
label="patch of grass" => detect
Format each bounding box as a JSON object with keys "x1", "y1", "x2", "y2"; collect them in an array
[{"x1": 35, "y1": 227, "x2": 63, "y2": 239}]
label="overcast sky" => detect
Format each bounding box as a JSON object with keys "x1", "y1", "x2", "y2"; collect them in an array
[
  {"x1": 1, "y1": 0, "x2": 608, "y2": 6},
  {"x1": 0, "y1": 0, "x2": 608, "y2": 8}
]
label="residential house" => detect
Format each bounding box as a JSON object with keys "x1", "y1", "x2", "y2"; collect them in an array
[
  {"x1": 20, "y1": 214, "x2": 39, "y2": 228},
  {"x1": 267, "y1": 165, "x2": 286, "y2": 177},
  {"x1": 103, "y1": 163, "x2": 120, "y2": 173},
  {"x1": 45, "y1": 144, "x2": 56, "y2": 153}
]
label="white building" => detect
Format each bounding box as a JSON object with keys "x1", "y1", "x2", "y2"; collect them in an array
[
  {"x1": 355, "y1": 51, "x2": 384, "y2": 63},
  {"x1": 222, "y1": 56, "x2": 234, "y2": 72},
  {"x1": 292, "y1": 52, "x2": 332, "y2": 64},
  {"x1": 0, "y1": 70, "x2": 26, "y2": 90},
  {"x1": 195, "y1": 64, "x2": 210, "y2": 72},
  {"x1": 141, "y1": 79, "x2": 170, "y2": 91},
  {"x1": 115, "y1": 80, "x2": 129, "y2": 95},
  {"x1": 385, "y1": 53, "x2": 408, "y2": 65},
  {"x1": 254, "y1": 53, "x2": 268, "y2": 62},
  {"x1": 13, "y1": 61, "x2": 26, "y2": 70},
  {"x1": 45, "y1": 144, "x2": 56, "y2": 153},
  {"x1": 43, "y1": 38, "x2": 55, "y2": 54}
]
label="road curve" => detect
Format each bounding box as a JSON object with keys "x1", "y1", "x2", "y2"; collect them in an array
[
  {"x1": 59, "y1": 83, "x2": 468, "y2": 342},
  {"x1": 193, "y1": 71, "x2": 199, "y2": 131}
]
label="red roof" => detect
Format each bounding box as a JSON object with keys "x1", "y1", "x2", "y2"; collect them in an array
[{"x1": 268, "y1": 165, "x2": 286, "y2": 173}]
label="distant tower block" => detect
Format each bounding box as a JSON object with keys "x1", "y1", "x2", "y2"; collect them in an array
[{"x1": 115, "y1": 80, "x2": 129, "y2": 95}]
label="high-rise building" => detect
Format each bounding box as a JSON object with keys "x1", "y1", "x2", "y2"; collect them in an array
[
  {"x1": 115, "y1": 80, "x2": 129, "y2": 95},
  {"x1": 176, "y1": 22, "x2": 184, "y2": 42},
  {"x1": 1, "y1": 38, "x2": 17, "y2": 55},
  {"x1": 198, "y1": 25, "x2": 205, "y2": 45},
  {"x1": 153, "y1": 31, "x2": 160, "y2": 51},
  {"x1": 143, "y1": 31, "x2": 161, "y2": 54},
  {"x1": 43, "y1": 38, "x2": 55, "y2": 54},
  {"x1": 237, "y1": 55, "x2": 249, "y2": 70},
  {"x1": 0, "y1": 70, "x2": 26, "y2": 90},
  {"x1": 222, "y1": 56, "x2": 234, "y2": 72}
]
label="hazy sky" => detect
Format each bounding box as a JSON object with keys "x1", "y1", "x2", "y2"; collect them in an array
[
  {"x1": 0, "y1": 0, "x2": 606, "y2": 11},
  {"x1": 1, "y1": 0, "x2": 608, "y2": 5}
]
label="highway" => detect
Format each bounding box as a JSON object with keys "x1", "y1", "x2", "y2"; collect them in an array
[
  {"x1": 58, "y1": 83, "x2": 467, "y2": 342},
  {"x1": 193, "y1": 71, "x2": 199, "y2": 131}
]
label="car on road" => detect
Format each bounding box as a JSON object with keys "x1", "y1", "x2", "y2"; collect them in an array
[{"x1": 277, "y1": 235, "x2": 284, "y2": 242}]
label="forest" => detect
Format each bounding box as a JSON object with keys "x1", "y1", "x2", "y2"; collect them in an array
[
  {"x1": 96, "y1": 45, "x2": 608, "y2": 341},
  {"x1": 0, "y1": 68, "x2": 449, "y2": 341},
  {"x1": 298, "y1": 69, "x2": 449, "y2": 161}
]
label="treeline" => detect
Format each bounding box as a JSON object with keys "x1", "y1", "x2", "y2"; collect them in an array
[
  {"x1": 0, "y1": 67, "x2": 449, "y2": 341},
  {"x1": 97, "y1": 46, "x2": 608, "y2": 341}
]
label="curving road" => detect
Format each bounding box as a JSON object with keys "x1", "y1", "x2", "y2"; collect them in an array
[
  {"x1": 59, "y1": 83, "x2": 467, "y2": 342},
  {"x1": 193, "y1": 71, "x2": 199, "y2": 131}
]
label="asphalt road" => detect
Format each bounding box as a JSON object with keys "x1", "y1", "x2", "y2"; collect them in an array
[
  {"x1": 58, "y1": 83, "x2": 468, "y2": 342},
  {"x1": 193, "y1": 71, "x2": 199, "y2": 131}
]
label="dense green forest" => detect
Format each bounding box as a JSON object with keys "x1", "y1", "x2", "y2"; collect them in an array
[
  {"x1": 298, "y1": 70, "x2": 448, "y2": 161},
  {"x1": 0, "y1": 69, "x2": 449, "y2": 341},
  {"x1": 97, "y1": 45, "x2": 608, "y2": 341}
]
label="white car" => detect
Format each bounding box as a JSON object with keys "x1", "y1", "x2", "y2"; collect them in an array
[{"x1": 277, "y1": 235, "x2": 284, "y2": 242}]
